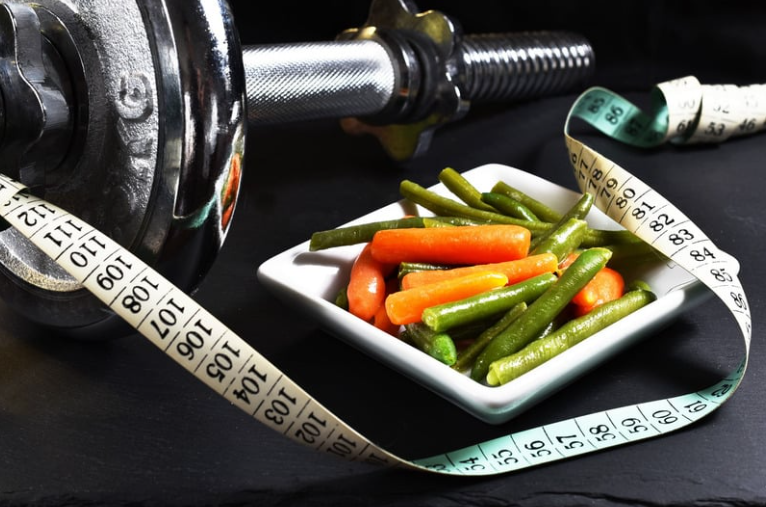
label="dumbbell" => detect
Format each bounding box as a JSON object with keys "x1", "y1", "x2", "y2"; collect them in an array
[{"x1": 0, "y1": 0, "x2": 593, "y2": 335}]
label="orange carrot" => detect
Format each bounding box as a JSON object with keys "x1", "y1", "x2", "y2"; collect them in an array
[
  {"x1": 370, "y1": 225, "x2": 530, "y2": 265},
  {"x1": 571, "y1": 266, "x2": 625, "y2": 316},
  {"x1": 372, "y1": 279, "x2": 401, "y2": 335},
  {"x1": 559, "y1": 252, "x2": 579, "y2": 270},
  {"x1": 562, "y1": 253, "x2": 625, "y2": 316},
  {"x1": 385, "y1": 271, "x2": 509, "y2": 325},
  {"x1": 347, "y1": 243, "x2": 394, "y2": 322},
  {"x1": 400, "y1": 252, "x2": 558, "y2": 290}
]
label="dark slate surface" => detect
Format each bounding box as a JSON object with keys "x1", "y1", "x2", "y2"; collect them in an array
[{"x1": 1, "y1": 1, "x2": 764, "y2": 506}]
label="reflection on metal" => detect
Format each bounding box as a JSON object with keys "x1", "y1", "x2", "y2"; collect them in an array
[{"x1": 0, "y1": 0, "x2": 245, "y2": 334}]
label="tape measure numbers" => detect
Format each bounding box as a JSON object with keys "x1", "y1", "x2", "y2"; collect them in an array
[{"x1": 0, "y1": 76, "x2": 756, "y2": 475}]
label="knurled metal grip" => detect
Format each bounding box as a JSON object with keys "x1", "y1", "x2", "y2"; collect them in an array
[
  {"x1": 244, "y1": 0, "x2": 594, "y2": 159},
  {"x1": 0, "y1": 0, "x2": 593, "y2": 334},
  {"x1": 243, "y1": 41, "x2": 397, "y2": 124}
]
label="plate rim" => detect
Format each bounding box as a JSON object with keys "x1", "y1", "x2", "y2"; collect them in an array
[{"x1": 257, "y1": 163, "x2": 709, "y2": 424}]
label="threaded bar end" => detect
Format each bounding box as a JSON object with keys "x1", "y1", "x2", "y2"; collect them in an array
[{"x1": 459, "y1": 31, "x2": 595, "y2": 103}]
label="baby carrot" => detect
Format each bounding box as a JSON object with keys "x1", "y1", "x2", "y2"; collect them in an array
[
  {"x1": 385, "y1": 271, "x2": 509, "y2": 326},
  {"x1": 347, "y1": 243, "x2": 393, "y2": 322},
  {"x1": 370, "y1": 225, "x2": 531, "y2": 265},
  {"x1": 400, "y1": 253, "x2": 558, "y2": 290},
  {"x1": 561, "y1": 252, "x2": 626, "y2": 316},
  {"x1": 571, "y1": 266, "x2": 625, "y2": 316},
  {"x1": 372, "y1": 278, "x2": 401, "y2": 335}
]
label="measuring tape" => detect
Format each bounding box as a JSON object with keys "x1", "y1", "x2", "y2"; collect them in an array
[{"x1": 0, "y1": 76, "x2": 756, "y2": 475}]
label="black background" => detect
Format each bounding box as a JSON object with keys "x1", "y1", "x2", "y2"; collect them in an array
[
  {"x1": 1, "y1": 1, "x2": 765, "y2": 506},
  {"x1": 231, "y1": 0, "x2": 766, "y2": 89}
]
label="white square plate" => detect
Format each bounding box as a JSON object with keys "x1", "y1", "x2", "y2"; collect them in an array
[{"x1": 257, "y1": 164, "x2": 713, "y2": 424}]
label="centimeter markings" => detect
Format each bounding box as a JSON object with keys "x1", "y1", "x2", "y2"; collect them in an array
[
  {"x1": 565, "y1": 134, "x2": 751, "y2": 341},
  {"x1": 0, "y1": 75, "x2": 756, "y2": 477},
  {"x1": 0, "y1": 175, "x2": 403, "y2": 471},
  {"x1": 570, "y1": 76, "x2": 766, "y2": 148}
]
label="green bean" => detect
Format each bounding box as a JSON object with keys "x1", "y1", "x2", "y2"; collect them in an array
[
  {"x1": 581, "y1": 228, "x2": 642, "y2": 247},
  {"x1": 626, "y1": 279, "x2": 652, "y2": 292},
  {"x1": 424, "y1": 216, "x2": 484, "y2": 227},
  {"x1": 452, "y1": 302, "x2": 527, "y2": 373},
  {"x1": 602, "y1": 242, "x2": 667, "y2": 269},
  {"x1": 399, "y1": 180, "x2": 552, "y2": 235},
  {"x1": 471, "y1": 247, "x2": 612, "y2": 381},
  {"x1": 480, "y1": 192, "x2": 540, "y2": 221},
  {"x1": 403, "y1": 322, "x2": 457, "y2": 365},
  {"x1": 532, "y1": 310, "x2": 568, "y2": 341},
  {"x1": 309, "y1": 216, "x2": 482, "y2": 250},
  {"x1": 448, "y1": 315, "x2": 506, "y2": 342},
  {"x1": 397, "y1": 262, "x2": 451, "y2": 278},
  {"x1": 531, "y1": 217, "x2": 588, "y2": 262},
  {"x1": 398, "y1": 329, "x2": 414, "y2": 345},
  {"x1": 438, "y1": 167, "x2": 497, "y2": 212},
  {"x1": 486, "y1": 287, "x2": 656, "y2": 385},
  {"x1": 309, "y1": 217, "x2": 427, "y2": 251},
  {"x1": 529, "y1": 192, "x2": 594, "y2": 251},
  {"x1": 421, "y1": 273, "x2": 556, "y2": 333},
  {"x1": 335, "y1": 286, "x2": 349, "y2": 310},
  {"x1": 420, "y1": 218, "x2": 454, "y2": 228},
  {"x1": 491, "y1": 181, "x2": 563, "y2": 223}
]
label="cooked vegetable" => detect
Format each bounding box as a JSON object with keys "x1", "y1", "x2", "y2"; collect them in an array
[
  {"x1": 490, "y1": 181, "x2": 563, "y2": 223},
  {"x1": 372, "y1": 278, "x2": 401, "y2": 335},
  {"x1": 480, "y1": 192, "x2": 539, "y2": 221},
  {"x1": 603, "y1": 241, "x2": 667, "y2": 268},
  {"x1": 421, "y1": 273, "x2": 557, "y2": 333},
  {"x1": 529, "y1": 192, "x2": 594, "y2": 251},
  {"x1": 562, "y1": 252, "x2": 625, "y2": 316},
  {"x1": 399, "y1": 180, "x2": 552, "y2": 234},
  {"x1": 581, "y1": 228, "x2": 643, "y2": 247},
  {"x1": 471, "y1": 248, "x2": 612, "y2": 381},
  {"x1": 446, "y1": 317, "x2": 507, "y2": 342},
  {"x1": 486, "y1": 287, "x2": 656, "y2": 385},
  {"x1": 530, "y1": 217, "x2": 588, "y2": 262},
  {"x1": 370, "y1": 225, "x2": 531, "y2": 265},
  {"x1": 373, "y1": 303, "x2": 398, "y2": 335},
  {"x1": 398, "y1": 262, "x2": 451, "y2": 278},
  {"x1": 572, "y1": 266, "x2": 625, "y2": 316},
  {"x1": 400, "y1": 253, "x2": 557, "y2": 290},
  {"x1": 385, "y1": 271, "x2": 509, "y2": 326},
  {"x1": 311, "y1": 169, "x2": 663, "y2": 385},
  {"x1": 335, "y1": 286, "x2": 349, "y2": 310},
  {"x1": 403, "y1": 323, "x2": 458, "y2": 365},
  {"x1": 309, "y1": 216, "x2": 477, "y2": 251},
  {"x1": 487, "y1": 183, "x2": 640, "y2": 247},
  {"x1": 452, "y1": 302, "x2": 527, "y2": 373},
  {"x1": 310, "y1": 217, "x2": 426, "y2": 251},
  {"x1": 438, "y1": 167, "x2": 497, "y2": 212},
  {"x1": 347, "y1": 243, "x2": 393, "y2": 321}
]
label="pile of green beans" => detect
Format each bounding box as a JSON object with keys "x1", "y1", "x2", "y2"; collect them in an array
[{"x1": 311, "y1": 168, "x2": 661, "y2": 386}]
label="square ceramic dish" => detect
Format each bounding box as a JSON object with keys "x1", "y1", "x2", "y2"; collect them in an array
[{"x1": 257, "y1": 164, "x2": 713, "y2": 424}]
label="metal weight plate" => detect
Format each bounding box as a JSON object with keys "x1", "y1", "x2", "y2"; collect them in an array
[{"x1": 0, "y1": 0, "x2": 246, "y2": 336}]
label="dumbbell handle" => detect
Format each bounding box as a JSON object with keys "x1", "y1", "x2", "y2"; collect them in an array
[
  {"x1": 244, "y1": 40, "x2": 396, "y2": 125},
  {"x1": 243, "y1": 32, "x2": 595, "y2": 127}
]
